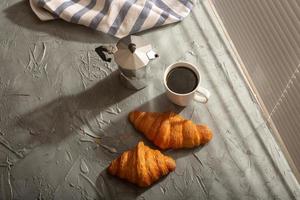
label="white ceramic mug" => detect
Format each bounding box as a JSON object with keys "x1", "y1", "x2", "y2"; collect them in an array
[{"x1": 163, "y1": 62, "x2": 211, "y2": 106}]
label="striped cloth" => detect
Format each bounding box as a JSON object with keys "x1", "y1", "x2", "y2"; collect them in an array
[{"x1": 29, "y1": 0, "x2": 194, "y2": 38}]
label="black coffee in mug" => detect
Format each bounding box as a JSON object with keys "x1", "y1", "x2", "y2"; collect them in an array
[{"x1": 166, "y1": 67, "x2": 198, "y2": 94}]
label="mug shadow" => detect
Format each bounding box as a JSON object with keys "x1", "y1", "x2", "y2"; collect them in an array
[{"x1": 4, "y1": 1, "x2": 116, "y2": 43}]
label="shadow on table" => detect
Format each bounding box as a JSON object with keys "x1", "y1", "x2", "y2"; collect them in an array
[
  {"x1": 93, "y1": 93, "x2": 209, "y2": 198},
  {"x1": 96, "y1": 90, "x2": 207, "y2": 159},
  {"x1": 129, "y1": 93, "x2": 205, "y2": 160},
  {"x1": 16, "y1": 70, "x2": 136, "y2": 145},
  {"x1": 96, "y1": 165, "x2": 171, "y2": 200},
  {"x1": 15, "y1": 68, "x2": 206, "y2": 197},
  {"x1": 96, "y1": 170, "x2": 147, "y2": 199},
  {"x1": 4, "y1": 1, "x2": 116, "y2": 44},
  {"x1": 97, "y1": 92, "x2": 186, "y2": 154},
  {"x1": 135, "y1": 93, "x2": 183, "y2": 114}
]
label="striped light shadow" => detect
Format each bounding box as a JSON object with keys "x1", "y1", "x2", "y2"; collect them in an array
[
  {"x1": 196, "y1": 0, "x2": 296, "y2": 197},
  {"x1": 177, "y1": 2, "x2": 293, "y2": 199},
  {"x1": 176, "y1": 4, "x2": 270, "y2": 198}
]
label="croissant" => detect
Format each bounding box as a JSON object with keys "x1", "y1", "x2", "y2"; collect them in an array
[
  {"x1": 129, "y1": 111, "x2": 213, "y2": 149},
  {"x1": 108, "y1": 141, "x2": 176, "y2": 187}
]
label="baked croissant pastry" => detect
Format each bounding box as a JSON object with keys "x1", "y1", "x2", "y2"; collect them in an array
[
  {"x1": 129, "y1": 111, "x2": 213, "y2": 149},
  {"x1": 108, "y1": 141, "x2": 176, "y2": 187}
]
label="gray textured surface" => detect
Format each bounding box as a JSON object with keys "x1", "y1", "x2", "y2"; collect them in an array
[{"x1": 0, "y1": 0, "x2": 299, "y2": 199}]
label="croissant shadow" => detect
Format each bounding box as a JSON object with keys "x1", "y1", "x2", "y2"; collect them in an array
[
  {"x1": 95, "y1": 93, "x2": 186, "y2": 155},
  {"x1": 94, "y1": 93, "x2": 208, "y2": 197},
  {"x1": 94, "y1": 149, "x2": 205, "y2": 199},
  {"x1": 122, "y1": 93, "x2": 208, "y2": 159},
  {"x1": 96, "y1": 91, "x2": 208, "y2": 160},
  {"x1": 96, "y1": 166, "x2": 172, "y2": 199},
  {"x1": 94, "y1": 147, "x2": 205, "y2": 199},
  {"x1": 128, "y1": 93, "x2": 185, "y2": 151}
]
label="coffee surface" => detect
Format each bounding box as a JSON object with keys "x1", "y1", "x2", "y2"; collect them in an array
[{"x1": 166, "y1": 67, "x2": 198, "y2": 94}]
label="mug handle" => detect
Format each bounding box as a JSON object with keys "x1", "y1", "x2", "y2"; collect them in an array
[{"x1": 194, "y1": 87, "x2": 211, "y2": 103}]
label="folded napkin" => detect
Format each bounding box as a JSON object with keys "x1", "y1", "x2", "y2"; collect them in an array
[{"x1": 29, "y1": 0, "x2": 194, "y2": 38}]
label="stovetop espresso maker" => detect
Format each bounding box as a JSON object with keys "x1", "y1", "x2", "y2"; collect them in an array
[{"x1": 95, "y1": 35, "x2": 159, "y2": 90}]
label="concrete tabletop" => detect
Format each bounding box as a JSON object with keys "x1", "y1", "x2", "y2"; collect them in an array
[{"x1": 0, "y1": 0, "x2": 299, "y2": 199}]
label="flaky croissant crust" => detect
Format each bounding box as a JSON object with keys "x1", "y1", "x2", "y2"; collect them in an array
[
  {"x1": 108, "y1": 141, "x2": 176, "y2": 187},
  {"x1": 129, "y1": 111, "x2": 213, "y2": 149}
]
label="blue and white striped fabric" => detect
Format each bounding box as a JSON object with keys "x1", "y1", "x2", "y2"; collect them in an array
[{"x1": 29, "y1": 0, "x2": 194, "y2": 38}]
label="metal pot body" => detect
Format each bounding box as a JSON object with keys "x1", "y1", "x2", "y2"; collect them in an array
[
  {"x1": 118, "y1": 64, "x2": 150, "y2": 90},
  {"x1": 95, "y1": 40, "x2": 158, "y2": 90}
]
